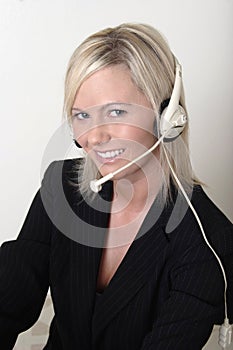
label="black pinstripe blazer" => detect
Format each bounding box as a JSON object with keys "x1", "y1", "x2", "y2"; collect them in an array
[{"x1": 0, "y1": 159, "x2": 232, "y2": 350}]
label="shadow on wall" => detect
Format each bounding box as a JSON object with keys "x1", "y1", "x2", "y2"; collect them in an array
[{"x1": 12, "y1": 294, "x2": 221, "y2": 350}]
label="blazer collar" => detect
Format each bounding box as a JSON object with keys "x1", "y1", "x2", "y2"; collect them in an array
[{"x1": 90, "y1": 181, "x2": 172, "y2": 343}]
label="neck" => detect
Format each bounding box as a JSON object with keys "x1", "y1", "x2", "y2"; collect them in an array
[{"x1": 112, "y1": 165, "x2": 162, "y2": 215}]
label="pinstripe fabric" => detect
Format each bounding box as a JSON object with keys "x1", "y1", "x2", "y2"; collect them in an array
[{"x1": 0, "y1": 159, "x2": 232, "y2": 350}]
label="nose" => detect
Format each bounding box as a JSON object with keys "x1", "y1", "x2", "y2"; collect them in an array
[{"x1": 86, "y1": 125, "x2": 111, "y2": 148}]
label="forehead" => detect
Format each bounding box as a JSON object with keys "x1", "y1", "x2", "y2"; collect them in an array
[{"x1": 73, "y1": 65, "x2": 151, "y2": 110}]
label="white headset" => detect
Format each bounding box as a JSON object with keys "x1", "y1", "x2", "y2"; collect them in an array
[{"x1": 159, "y1": 60, "x2": 187, "y2": 140}]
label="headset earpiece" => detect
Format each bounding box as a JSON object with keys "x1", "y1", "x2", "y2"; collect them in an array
[
  {"x1": 160, "y1": 104, "x2": 187, "y2": 142},
  {"x1": 159, "y1": 61, "x2": 187, "y2": 142}
]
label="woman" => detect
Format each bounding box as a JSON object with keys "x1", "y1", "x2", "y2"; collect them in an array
[{"x1": 0, "y1": 23, "x2": 232, "y2": 350}]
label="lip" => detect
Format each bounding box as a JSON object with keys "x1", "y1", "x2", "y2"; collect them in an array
[{"x1": 94, "y1": 148, "x2": 125, "y2": 164}]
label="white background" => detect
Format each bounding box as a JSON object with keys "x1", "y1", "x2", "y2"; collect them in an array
[{"x1": 0, "y1": 0, "x2": 233, "y2": 245}]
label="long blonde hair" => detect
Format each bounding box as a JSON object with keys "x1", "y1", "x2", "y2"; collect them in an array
[{"x1": 64, "y1": 23, "x2": 199, "y2": 200}]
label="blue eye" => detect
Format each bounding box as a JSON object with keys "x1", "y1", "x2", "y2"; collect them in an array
[
  {"x1": 109, "y1": 109, "x2": 126, "y2": 118},
  {"x1": 73, "y1": 112, "x2": 90, "y2": 120}
]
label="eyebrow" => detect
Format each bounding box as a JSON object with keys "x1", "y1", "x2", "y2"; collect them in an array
[{"x1": 71, "y1": 102, "x2": 132, "y2": 113}]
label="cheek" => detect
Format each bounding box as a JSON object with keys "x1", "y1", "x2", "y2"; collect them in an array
[{"x1": 121, "y1": 126, "x2": 156, "y2": 146}]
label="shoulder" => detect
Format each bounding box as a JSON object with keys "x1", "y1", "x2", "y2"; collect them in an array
[
  {"x1": 191, "y1": 186, "x2": 233, "y2": 255},
  {"x1": 39, "y1": 158, "x2": 82, "y2": 221},
  {"x1": 165, "y1": 185, "x2": 233, "y2": 257},
  {"x1": 41, "y1": 158, "x2": 81, "y2": 191},
  {"x1": 42, "y1": 158, "x2": 81, "y2": 178},
  {"x1": 192, "y1": 186, "x2": 232, "y2": 228}
]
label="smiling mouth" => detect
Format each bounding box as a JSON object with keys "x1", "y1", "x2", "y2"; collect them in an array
[{"x1": 96, "y1": 148, "x2": 125, "y2": 159}]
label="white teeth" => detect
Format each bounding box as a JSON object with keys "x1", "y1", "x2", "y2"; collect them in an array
[{"x1": 97, "y1": 149, "x2": 124, "y2": 159}]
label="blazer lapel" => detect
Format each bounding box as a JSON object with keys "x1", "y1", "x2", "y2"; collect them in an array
[
  {"x1": 61, "y1": 181, "x2": 113, "y2": 344},
  {"x1": 92, "y1": 194, "x2": 171, "y2": 343}
]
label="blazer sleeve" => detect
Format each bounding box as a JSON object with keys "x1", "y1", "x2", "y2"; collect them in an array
[
  {"x1": 0, "y1": 163, "x2": 55, "y2": 349},
  {"x1": 140, "y1": 225, "x2": 233, "y2": 350}
]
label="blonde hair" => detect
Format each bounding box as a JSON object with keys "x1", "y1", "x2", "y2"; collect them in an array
[{"x1": 64, "y1": 23, "x2": 199, "y2": 200}]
